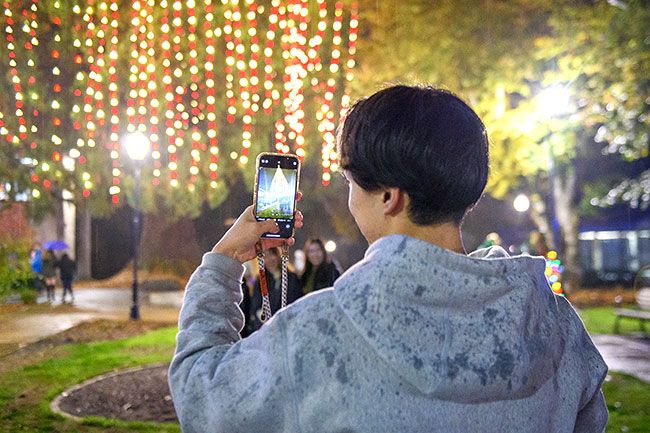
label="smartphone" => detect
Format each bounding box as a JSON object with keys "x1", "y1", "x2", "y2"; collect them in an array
[{"x1": 253, "y1": 152, "x2": 301, "y2": 239}]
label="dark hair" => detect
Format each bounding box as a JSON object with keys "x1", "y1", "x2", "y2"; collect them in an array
[{"x1": 338, "y1": 85, "x2": 489, "y2": 225}]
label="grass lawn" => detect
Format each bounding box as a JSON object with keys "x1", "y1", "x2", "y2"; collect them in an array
[
  {"x1": 604, "y1": 373, "x2": 650, "y2": 432},
  {"x1": 578, "y1": 306, "x2": 648, "y2": 336},
  {"x1": 0, "y1": 320, "x2": 649, "y2": 432},
  {"x1": 0, "y1": 326, "x2": 180, "y2": 433}
]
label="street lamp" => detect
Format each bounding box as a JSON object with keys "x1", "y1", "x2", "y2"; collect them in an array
[
  {"x1": 124, "y1": 131, "x2": 150, "y2": 320},
  {"x1": 537, "y1": 84, "x2": 571, "y2": 118},
  {"x1": 513, "y1": 194, "x2": 530, "y2": 213},
  {"x1": 324, "y1": 240, "x2": 337, "y2": 253},
  {"x1": 535, "y1": 84, "x2": 572, "y2": 259}
]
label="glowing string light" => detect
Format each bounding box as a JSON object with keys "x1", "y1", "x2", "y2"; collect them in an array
[
  {"x1": 2, "y1": 2, "x2": 24, "y2": 147},
  {"x1": 169, "y1": 0, "x2": 185, "y2": 187},
  {"x1": 82, "y1": 0, "x2": 98, "y2": 149},
  {"x1": 545, "y1": 250, "x2": 565, "y2": 296},
  {"x1": 107, "y1": 0, "x2": 121, "y2": 203},
  {"x1": 204, "y1": 0, "x2": 220, "y2": 184},
  {"x1": 223, "y1": 0, "x2": 237, "y2": 126},
  {"x1": 50, "y1": 2, "x2": 64, "y2": 153},
  {"x1": 238, "y1": 0, "x2": 259, "y2": 165},
  {"x1": 262, "y1": 0, "x2": 280, "y2": 114},
  {"x1": 187, "y1": 0, "x2": 202, "y2": 184},
  {"x1": 146, "y1": 0, "x2": 161, "y2": 185},
  {"x1": 21, "y1": 0, "x2": 40, "y2": 152},
  {"x1": 160, "y1": 0, "x2": 176, "y2": 189}
]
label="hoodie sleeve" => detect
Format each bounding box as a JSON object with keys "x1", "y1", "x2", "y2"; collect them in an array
[
  {"x1": 556, "y1": 297, "x2": 608, "y2": 433},
  {"x1": 573, "y1": 389, "x2": 607, "y2": 433},
  {"x1": 168, "y1": 252, "x2": 298, "y2": 433}
]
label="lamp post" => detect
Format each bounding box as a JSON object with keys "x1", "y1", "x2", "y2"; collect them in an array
[
  {"x1": 124, "y1": 131, "x2": 150, "y2": 320},
  {"x1": 536, "y1": 84, "x2": 572, "y2": 245}
]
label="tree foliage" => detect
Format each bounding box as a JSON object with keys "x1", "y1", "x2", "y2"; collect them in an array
[{"x1": 354, "y1": 0, "x2": 649, "y2": 204}]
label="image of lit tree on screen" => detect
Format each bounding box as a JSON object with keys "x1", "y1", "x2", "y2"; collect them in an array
[{"x1": 256, "y1": 166, "x2": 297, "y2": 219}]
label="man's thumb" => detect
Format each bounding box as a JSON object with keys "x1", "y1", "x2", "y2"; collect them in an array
[{"x1": 259, "y1": 219, "x2": 279, "y2": 234}]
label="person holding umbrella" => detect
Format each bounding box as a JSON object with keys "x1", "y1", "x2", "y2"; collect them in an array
[{"x1": 41, "y1": 249, "x2": 58, "y2": 303}]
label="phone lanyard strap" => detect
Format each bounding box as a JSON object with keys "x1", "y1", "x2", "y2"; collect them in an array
[
  {"x1": 256, "y1": 243, "x2": 272, "y2": 322},
  {"x1": 280, "y1": 244, "x2": 289, "y2": 310},
  {"x1": 255, "y1": 242, "x2": 290, "y2": 324}
]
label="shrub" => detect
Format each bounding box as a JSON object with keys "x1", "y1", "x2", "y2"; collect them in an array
[{"x1": 0, "y1": 238, "x2": 36, "y2": 303}]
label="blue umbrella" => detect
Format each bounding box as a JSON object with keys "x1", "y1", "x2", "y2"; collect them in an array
[{"x1": 44, "y1": 240, "x2": 69, "y2": 251}]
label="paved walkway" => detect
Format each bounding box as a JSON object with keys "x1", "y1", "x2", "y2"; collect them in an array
[
  {"x1": 0, "y1": 287, "x2": 181, "y2": 347},
  {"x1": 1, "y1": 289, "x2": 649, "y2": 383},
  {"x1": 591, "y1": 334, "x2": 650, "y2": 383}
]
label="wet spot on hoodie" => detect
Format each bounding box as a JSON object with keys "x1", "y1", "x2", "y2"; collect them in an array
[
  {"x1": 316, "y1": 318, "x2": 335, "y2": 336},
  {"x1": 395, "y1": 237, "x2": 409, "y2": 254},
  {"x1": 294, "y1": 354, "x2": 303, "y2": 377},
  {"x1": 336, "y1": 361, "x2": 349, "y2": 384},
  {"x1": 490, "y1": 336, "x2": 515, "y2": 380},
  {"x1": 483, "y1": 308, "x2": 498, "y2": 320},
  {"x1": 446, "y1": 352, "x2": 469, "y2": 379},
  {"x1": 319, "y1": 347, "x2": 335, "y2": 367}
]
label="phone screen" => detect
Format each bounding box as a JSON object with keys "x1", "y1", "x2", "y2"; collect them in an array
[{"x1": 254, "y1": 153, "x2": 300, "y2": 238}]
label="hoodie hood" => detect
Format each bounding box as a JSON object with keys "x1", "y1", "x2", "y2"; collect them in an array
[{"x1": 334, "y1": 235, "x2": 564, "y2": 404}]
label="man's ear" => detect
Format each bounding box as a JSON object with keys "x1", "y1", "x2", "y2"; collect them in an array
[{"x1": 382, "y1": 187, "x2": 405, "y2": 216}]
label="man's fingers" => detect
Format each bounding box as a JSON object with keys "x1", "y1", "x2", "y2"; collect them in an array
[{"x1": 258, "y1": 219, "x2": 279, "y2": 235}]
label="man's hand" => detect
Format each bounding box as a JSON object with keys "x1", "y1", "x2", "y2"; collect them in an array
[{"x1": 212, "y1": 194, "x2": 303, "y2": 263}]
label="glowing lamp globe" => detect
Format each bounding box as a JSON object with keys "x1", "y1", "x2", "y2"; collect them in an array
[
  {"x1": 538, "y1": 85, "x2": 571, "y2": 117},
  {"x1": 513, "y1": 194, "x2": 530, "y2": 213},
  {"x1": 325, "y1": 240, "x2": 337, "y2": 253},
  {"x1": 124, "y1": 132, "x2": 151, "y2": 161}
]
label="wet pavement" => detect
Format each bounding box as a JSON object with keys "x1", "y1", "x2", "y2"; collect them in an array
[
  {"x1": 1, "y1": 289, "x2": 649, "y2": 383},
  {"x1": 0, "y1": 287, "x2": 181, "y2": 346},
  {"x1": 591, "y1": 334, "x2": 650, "y2": 383}
]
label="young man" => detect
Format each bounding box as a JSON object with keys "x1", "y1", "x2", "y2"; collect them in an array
[{"x1": 169, "y1": 85, "x2": 607, "y2": 433}]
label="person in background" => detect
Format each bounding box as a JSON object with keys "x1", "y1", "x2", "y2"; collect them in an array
[
  {"x1": 300, "y1": 238, "x2": 340, "y2": 295},
  {"x1": 478, "y1": 232, "x2": 503, "y2": 249},
  {"x1": 57, "y1": 253, "x2": 76, "y2": 303},
  {"x1": 527, "y1": 230, "x2": 550, "y2": 257},
  {"x1": 29, "y1": 242, "x2": 44, "y2": 294},
  {"x1": 41, "y1": 249, "x2": 58, "y2": 303},
  {"x1": 249, "y1": 247, "x2": 302, "y2": 332}
]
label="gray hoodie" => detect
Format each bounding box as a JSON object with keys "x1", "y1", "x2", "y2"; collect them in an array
[{"x1": 169, "y1": 235, "x2": 607, "y2": 433}]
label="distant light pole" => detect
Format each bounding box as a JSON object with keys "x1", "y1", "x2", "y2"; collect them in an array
[
  {"x1": 537, "y1": 84, "x2": 572, "y2": 245},
  {"x1": 124, "y1": 131, "x2": 150, "y2": 320},
  {"x1": 513, "y1": 194, "x2": 530, "y2": 213}
]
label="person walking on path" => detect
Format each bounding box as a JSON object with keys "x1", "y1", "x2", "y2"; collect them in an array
[
  {"x1": 41, "y1": 250, "x2": 58, "y2": 303},
  {"x1": 300, "y1": 238, "x2": 340, "y2": 295},
  {"x1": 169, "y1": 85, "x2": 607, "y2": 433},
  {"x1": 29, "y1": 242, "x2": 44, "y2": 294},
  {"x1": 57, "y1": 253, "x2": 76, "y2": 303}
]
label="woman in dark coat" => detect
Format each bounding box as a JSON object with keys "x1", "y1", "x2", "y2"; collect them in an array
[
  {"x1": 249, "y1": 247, "x2": 302, "y2": 333},
  {"x1": 300, "y1": 238, "x2": 340, "y2": 295},
  {"x1": 57, "y1": 253, "x2": 77, "y2": 303},
  {"x1": 41, "y1": 249, "x2": 58, "y2": 303}
]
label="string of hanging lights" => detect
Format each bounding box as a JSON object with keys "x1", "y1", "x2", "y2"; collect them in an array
[{"x1": 0, "y1": 0, "x2": 359, "y2": 206}]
